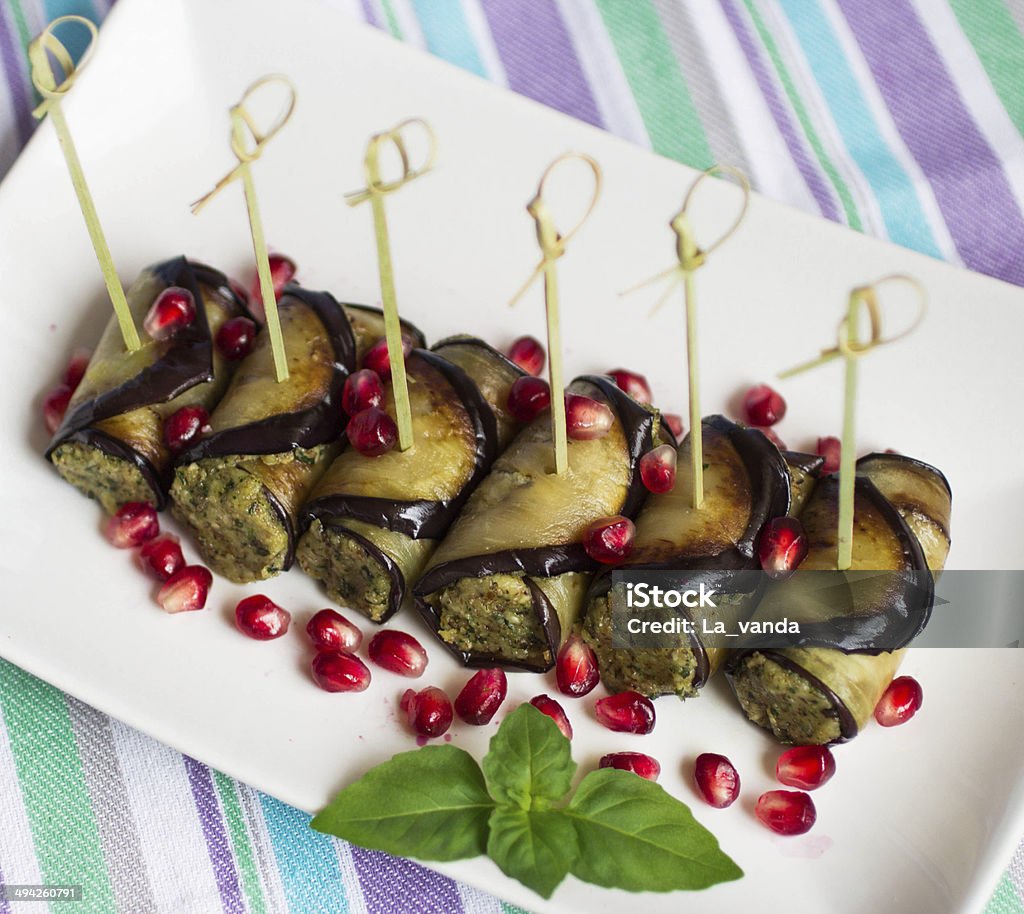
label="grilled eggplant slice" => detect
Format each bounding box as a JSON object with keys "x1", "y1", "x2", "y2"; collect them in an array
[
  {"x1": 727, "y1": 454, "x2": 950, "y2": 744},
  {"x1": 581, "y1": 417, "x2": 796, "y2": 698},
  {"x1": 170, "y1": 286, "x2": 357, "y2": 583},
  {"x1": 297, "y1": 338, "x2": 523, "y2": 622},
  {"x1": 341, "y1": 303, "x2": 426, "y2": 362},
  {"x1": 414, "y1": 376, "x2": 660, "y2": 672},
  {"x1": 47, "y1": 257, "x2": 243, "y2": 513}
]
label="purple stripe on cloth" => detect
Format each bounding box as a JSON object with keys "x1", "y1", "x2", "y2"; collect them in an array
[
  {"x1": 183, "y1": 757, "x2": 246, "y2": 914},
  {"x1": 718, "y1": 0, "x2": 841, "y2": 222},
  {"x1": 479, "y1": 0, "x2": 603, "y2": 127},
  {"x1": 0, "y1": 857, "x2": 10, "y2": 914},
  {"x1": 359, "y1": 0, "x2": 379, "y2": 28},
  {"x1": 0, "y1": 3, "x2": 32, "y2": 144},
  {"x1": 838, "y1": 0, "x2": 1024, "y2": 286},
  {"x1": 350, "y1": 846, "x2": 464, "y2": 914}
]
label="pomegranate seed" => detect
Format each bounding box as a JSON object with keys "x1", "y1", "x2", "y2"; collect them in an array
[
  {"x1": 599, "y1": 752, "x2": 660, "y2": 781},
  {"x1": 306, "y1": 608, "x2": 362, "y2": 653},
  {"x1": 754, "y1": 426, "x2": 787, "y2": 450},
  {"x1": 43, "y1": 384, "x2": 73, "y2": 434},
  {"x1": 583, "y1": 515, "x2": 635, "y2": 565},
  {"x1": 565, "y1": 393, "x2": 613, "y2": 440},
  {"x1": 874, "y1": 675, "x2": 923, "y2": 727},
  {"x1": 455, "y1": 668, "x2": 508, "y2": 725},
  {"x1": 594, "y1": 691, "x2": 655, "y2": 734},
  {"x1": 363, "y1": 336, "x2": 412, "y2": 380},
  {"x1": 693, "y1": 753, "x2": 741, "y2": 808},
  {"x1": 639, "y1": 444, "x2": 677, "y2": 494},
  {"x1": 342, "y1": 369, "x2": 384, "y2": 416},
  {"x1": 758, "y1": 516, "x2": 808, "y2": 581},
  {"x1": 144, "y1": 287, "x2": 196, "y2": 341},
  {"x1": 529, "y1": 694, "x2": 573, "y2": 740},
  {"x1": 607, "y1": 369, "x2": 652, "y2": 405},
  {"x1": 137, "y1": 533, "x2": 185, "y2": 581},
  {"x1": 777, "y1": 745, "x2": 836, "y2": 790},
  {"x1": 507, "y1": 335, "x2": 545, "y2": 375},
  {"x1": 235, "y1": 595, "x2": 291, "y2": 640},
  {"x1": 228, "y1": 278, "x2": 251, "y2": 309},
  {"x1": 664, "y1": 413, "x2": 684, "y2": 440},
  {"x1": 311, "y1": 651, "x2": 370, "y2": 693},
  {"x1": 63, "y1": 347, "x2": 92, "y2": 390},
  {"x1": 215, "y1": 316, "x2": 257, "y2": 361},
  {"x1": 157, "y1": 565, "x2": 212, "y2": 614},
  {"x1": 817, "y1": 436, "x2": 842, "y2": 474},
  {"x1": 756, "y1": 790, "x2": 816, "y2": 835},
  {"x1": 884, "y1": 447, "x2": 901, "y2": 455},
  {"x1": 555, "y1": 633, "x2": 600, "y2": 697},
  {"x1": 163, "y1": 406, "x2": 210, "y2": 455},
  {"x1": 507, "y1": 375, "x2": 551, "y2": 423},
  {"x1": 368, "y1": 630, "x2": 428, "y2": 677},
  {"x1": 400, "y1": 686, "x2": 454, "y2": 738},
  {"x1": 743, "y1": 384, "x2": 787, "y2": 427},
  {"x1": 250, "y1": 253, "x2": 296, "y2": 306},
  {"x1": 346, "y1": 407, "x2": 397, "y2": 456},
  {"x1": 104, "y1": 501, "x2": 159, "y2": 548}
]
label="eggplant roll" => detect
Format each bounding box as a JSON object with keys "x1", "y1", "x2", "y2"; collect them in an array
[
  {"x1": 170, "y1": 286, "x2": 358, "y2": 583},
  {"x1": 297, "y1": 337, "x2": 524, "y2": 622},
  {"x1": 727, "y1": 453, "x2": 951, "y2": 744},
  {"x1": 47, "y1": 257, "x2": 244, "y2": 513},
  {"x1": 341, "y1": 303, "x2": 426, "y2": 362},
  {"x1": 581, "y1": 417, "x2": 798, "y2": 699},
  {"x1": 414, "y1": 376, "x2": 661, "y2": 672}
]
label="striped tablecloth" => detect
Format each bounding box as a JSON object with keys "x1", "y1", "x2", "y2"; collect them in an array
[{"x1": 1, "y1": 1, "x2": 1023, "y2": 913}]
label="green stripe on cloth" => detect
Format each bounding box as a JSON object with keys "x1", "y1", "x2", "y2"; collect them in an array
[
  {"x1": 7, "y1": 0, "x2": 33, "y2": 71},
  {"x1": 379, "y1": 0, "x2": 404, "y2": 39},
  {"x1": 740, "y1": 0, "x2": 862, "y2": 229},
  {"x1": 949, "y1": 0, "x2": 1024, "y2": 133},
  {"x1": 0, "y1": 660, "x2": 116, "y2": 912},
  {"x1": 988, "y1": 872, "x2": 1024, "y2": 914},
  {"x1": 214, "y1": 770, "x2": 268, "y2": 914},
  {"x1": 593, "y1": 0, "x2": 713, "y2": 168}
]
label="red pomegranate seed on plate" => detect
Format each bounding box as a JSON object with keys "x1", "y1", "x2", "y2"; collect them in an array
[
  {"x1": 346, "y1": 407, "x2": 398, "y2": 456},
  {"x1": 639, "y1": 444, "x2": 677, "y2": 494},
  {"x1": 529, "y1": 694, "x2": 573, "y2": 740},
  {"x1": 664, "y1": 413, "x2": 684, "y2": 440},
  {"x1": 63, "y1": 347, "x2": 92, "y2": 390},
  {"x1": 874, "y1": 675, "x2": 923, "y2": 727},
  {"x1": 758, "y1": 516, "x2": 808, "y2": 581},
  {"x1": 235, "y1": 595, "x2": 292, "y2": 640},
  {"x1": 163, "y1": 406, "x2": 210, "y2": 455},
  {"x1": 817, "y1": 435, "x2": 842, "y2": 474},
  {"x1": 693, "y1": 753, "x2": 740, "y2": 808},
  {"x1": 565, "y1": 393, "x2": 613, "y2": 440},
  {"x1": 105, "y1": 501, "x2": 159, "y2": 548},
  {"x1": 607, "y1": 368, "x2": 652, "y2": 404},
  {"x1": 342, "y1": 369, "x2": 384, "y2": 415},
  {"x1": 215, "y1": 316, "x2": 257, "y2": 361},
  {"x1": 144, "y1": 287, "x2": 196, "y2": 341},
  {"x1": 756, "y1": 790, "x2": 816, "y2": 835},
  {"x1": 594, "y1": 691, "x2": 655, "y2": 734},
  {"x1": 555, "y1": 633, "x2": 600, "y2": 697},
  {"x1": 311, "y1": 651, "x2": 371, "y2": 693},
  {"x1": 743, "y1": 384, "x2": 787, "y2": 426},
  {"x1": 306, "y1": 608, "x2": 362, "y2": 653},
  {"x1": 157, "y1": 565, "x2": 212, "y2": 614},
  {"x1": 250, "y1": 253, "x2": 296, "y2": 305},
  {"x1": 507, "y1": 335, "x2": 545, "y2": 375},
  {"x1": 363, "y1": 336, "x2": 411, "y2": 380},
  {"x1": 368, "y1": 630, "x2": 428, "y2": 677},
  {"x1": 777, "y1": 745, "x2": 836, "y2": 790},
  {"x1": 138, "y1": 533, "x2": 185, "y2": 581},
  {"x1": 400, "y1": 686, "x2": 454, "y2": 738},
  {"x1": 507, "y1": 376, "x2": 551, "y2": 423},
  {"x1": 583, "y1": 515, "x2": 635, "y2": 565},
  {"x1": 455, "y1": 668, "x2": 507, "y2": 725},
  {"x1": 599, "y1": 752, "x2": 661, "y2": 781},
  {"x1": 43, "y1": 384, "x2": 73, "y2": 434}
]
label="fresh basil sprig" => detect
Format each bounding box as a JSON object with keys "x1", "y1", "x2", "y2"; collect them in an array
[{"x1": 311, "y1": 704, "x2": 742, "y2": 899}]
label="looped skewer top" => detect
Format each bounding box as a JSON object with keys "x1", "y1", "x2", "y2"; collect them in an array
[
  {"x1": 345, "y1": 117, "x2": 438, "y2": 207},
  {"x1": 28, "y1": 15, "x2": 98, "y2": 115}
]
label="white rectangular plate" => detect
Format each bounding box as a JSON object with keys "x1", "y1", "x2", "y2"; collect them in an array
[{"x1": 1, "y1": 0, "x2": 1022, "y2": 912}]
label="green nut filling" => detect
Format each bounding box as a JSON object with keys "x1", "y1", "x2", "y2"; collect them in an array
[{"x1": 51, "y1": 442, "x2": 155, "y2": 514}]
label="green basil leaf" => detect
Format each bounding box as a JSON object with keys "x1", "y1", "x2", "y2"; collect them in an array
[
  {"x1": 311, "y1": 745, "x2": 493, "y2": 862},
  {"x1": 486, "y1": 807, "x2": 579, "y2": 899},
  {"x1": 566, "y1": 768, "x2": 743, "y2": 891},
  {"x1": 481, "y1": 704, "x2": 576, "y2": 810}
]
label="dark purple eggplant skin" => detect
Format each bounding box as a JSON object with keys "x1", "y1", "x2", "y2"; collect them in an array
[
  {"x1": 45, "y1": 257, "x2": 245, "y2": 507},
  {"x1": 413, "y1": 375, "x2": 660, "y2": 672}
]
